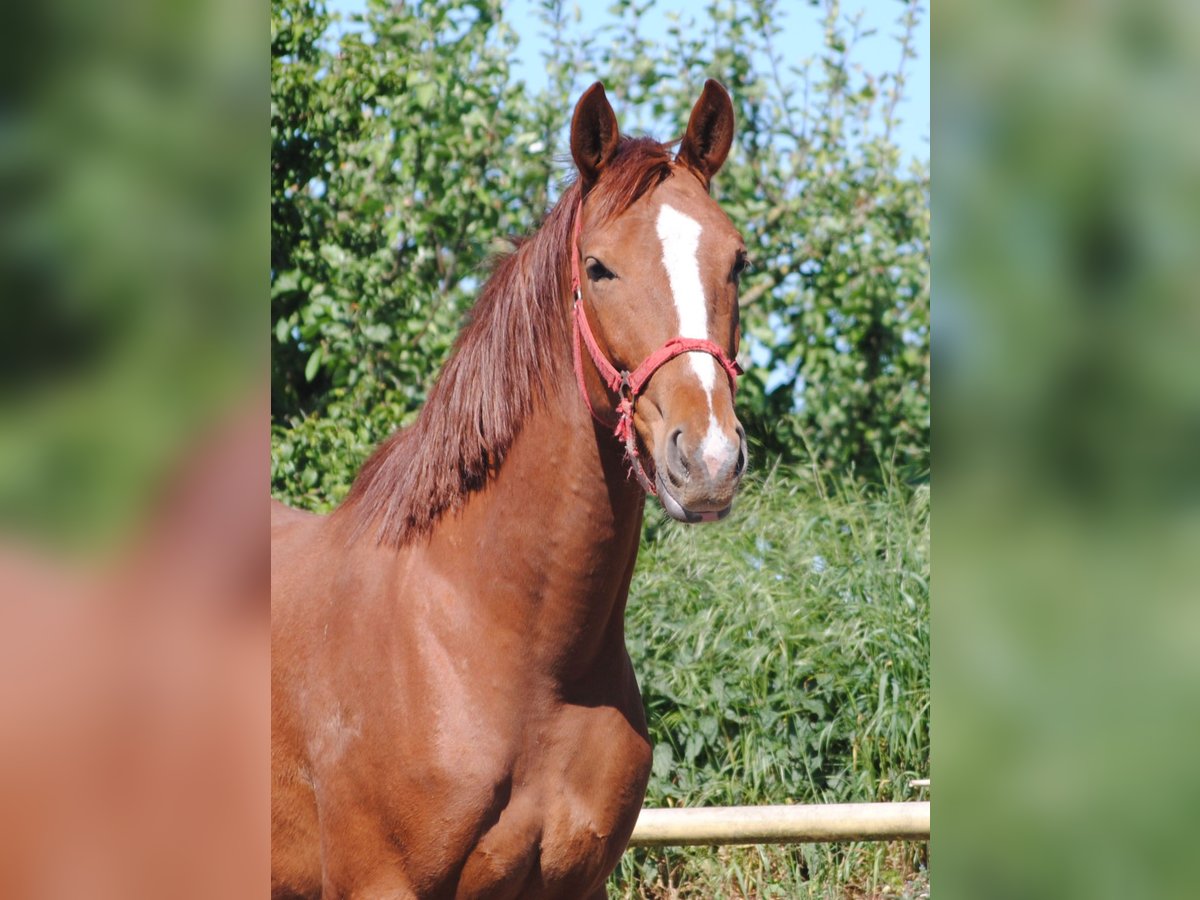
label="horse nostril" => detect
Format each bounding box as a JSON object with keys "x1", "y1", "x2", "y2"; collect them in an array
[
  {"x1": 666, "y1": 427, "x2": 689, "y2": 488},
  {"x1": 734, "y1": 427, "x2": 747, "y2": 478}
]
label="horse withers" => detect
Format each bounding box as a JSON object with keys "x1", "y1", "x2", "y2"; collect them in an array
[{"x1": 272, "y1": 80, "x2": 748, "y2": 899}]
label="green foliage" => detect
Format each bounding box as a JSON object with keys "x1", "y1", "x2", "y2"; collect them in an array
[
  {"x1": 614, "y1": 465, "x2": 929, "y2": 897},
  {"x1": 272, "y1": 0, "x2": 552, "y2": 425},
  {"x1": 1, "y1": 0, "x2": 260, "y2": 550}
]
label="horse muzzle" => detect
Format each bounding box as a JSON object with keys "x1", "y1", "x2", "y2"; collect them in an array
[{"x1": 653, "y1": 422, "x2": 747, "y2": 523}]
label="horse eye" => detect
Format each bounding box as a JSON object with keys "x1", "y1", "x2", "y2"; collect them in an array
[
  {"x1": 586, "y1": 259, "x2": 616, "y2": 282},
  {"x1": 731, "y1": 253, "x2": 752, "y2": 282}
]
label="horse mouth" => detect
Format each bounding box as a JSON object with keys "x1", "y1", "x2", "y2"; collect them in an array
[{"x1": 655, "y1": 472, "x2": 731, "y2": 524}]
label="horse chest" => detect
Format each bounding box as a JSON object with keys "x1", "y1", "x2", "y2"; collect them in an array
[{"x1": 450, "y1": 702, "x2": 652, "y2": 899}]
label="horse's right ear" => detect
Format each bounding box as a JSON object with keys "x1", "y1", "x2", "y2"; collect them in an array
[{"x1": 571, "y1": 82, "x2": 620, "y2": 192}]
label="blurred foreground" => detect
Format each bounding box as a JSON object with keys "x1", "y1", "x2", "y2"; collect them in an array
[
  {"x1": 0, "y1": 0, "x2": 265, "y2": 896},
  {"x1": 0, "y1": 404, "x2": 268, "y2": 898}
]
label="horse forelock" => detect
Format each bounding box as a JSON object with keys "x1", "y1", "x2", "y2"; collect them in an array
[{"x1": 337, "y1": 136, "x2": 674, "y2": 547}]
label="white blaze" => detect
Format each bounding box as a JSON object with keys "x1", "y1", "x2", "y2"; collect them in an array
[
  {"x1": 655, "y1": 204, "x2": 715, "y2": 392},
  {"x1": 656, "y1": 203, "x2": 734, "y2": 476}
]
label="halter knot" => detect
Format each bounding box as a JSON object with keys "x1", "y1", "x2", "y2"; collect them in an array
[{"x1": 569, "y1": 200, "x2": 741, "y2": 496}]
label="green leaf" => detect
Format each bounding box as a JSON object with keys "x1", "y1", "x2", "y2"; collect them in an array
[
  {"x1": 413, "y1": 81, "x2": 436, "y2": 109},
  {"x1": 651, "y1": 743, "x2": 674, "y2": 780},
  {"x1": 304, "y1": 346, "x2": 322, "y2": 382}
]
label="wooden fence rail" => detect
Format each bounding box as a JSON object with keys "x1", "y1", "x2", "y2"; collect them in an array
[{"x1": 627, "y1": 802, "x2": 930, "y2": 847}]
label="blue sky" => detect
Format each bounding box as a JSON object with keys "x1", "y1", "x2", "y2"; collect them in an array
[
  {"x1": 324, "y1": 0, "x2": 929, "y2": 165},
  {"x1": 504, "y1": 0, "x2": 929, "y2": 165}
]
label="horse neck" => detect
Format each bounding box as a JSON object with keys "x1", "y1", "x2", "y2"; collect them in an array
[{"x1": 427, "y1": 368, "x2": 646, "y2": 681}]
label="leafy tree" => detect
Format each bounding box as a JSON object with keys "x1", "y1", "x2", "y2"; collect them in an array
[
  {"x1": 271, "y1": 0, "x2": 929, "y2": 507},
  {"x1": 272, "y1": 0, "x2": 558, "y2": 505}
]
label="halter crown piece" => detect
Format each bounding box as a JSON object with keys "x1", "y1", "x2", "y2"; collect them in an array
[{"x1": 569, "y1": 200, "x2": 743, "y2": 496}]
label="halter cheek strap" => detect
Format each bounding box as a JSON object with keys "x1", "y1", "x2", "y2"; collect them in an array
[{"x1": 569, "y1": 200, "x2": 742, "y2": 496}]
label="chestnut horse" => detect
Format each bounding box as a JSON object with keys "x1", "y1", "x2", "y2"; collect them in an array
[{"x1": 272, "y1": 81, "x2": 748, "y2": 899}]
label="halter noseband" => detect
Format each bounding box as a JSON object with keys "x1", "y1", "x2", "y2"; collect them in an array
[{"x1": 569, "y1": 200, "x2": 742, "y2": 496}]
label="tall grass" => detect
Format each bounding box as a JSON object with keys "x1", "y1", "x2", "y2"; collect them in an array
[{"x1": 612, "y1": 462, "x2": 930, "y2": 898}]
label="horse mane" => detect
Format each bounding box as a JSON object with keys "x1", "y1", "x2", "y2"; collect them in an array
[{"x1": 337, "y1": 136, "x2": 674, "y2": 546}]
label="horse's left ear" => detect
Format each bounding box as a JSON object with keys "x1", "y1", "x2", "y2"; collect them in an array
[{"x1": 677, "y1": 79, "x2": 735, "y2": 187}]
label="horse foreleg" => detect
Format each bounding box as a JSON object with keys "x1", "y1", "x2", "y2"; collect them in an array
[{"x1": 320, "y1": 876, "x2": 417, "y2": 900}]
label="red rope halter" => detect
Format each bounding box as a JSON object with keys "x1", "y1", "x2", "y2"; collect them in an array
[{"x1": 569, "y1": 200, "x2": 742, "y2": 495}]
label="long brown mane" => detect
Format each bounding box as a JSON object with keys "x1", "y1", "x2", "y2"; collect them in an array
[{"x1": 337, "y1": 137, "x2": 673, "y2": 546}]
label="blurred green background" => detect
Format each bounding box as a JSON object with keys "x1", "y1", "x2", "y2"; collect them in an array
[
  {"x1": 937, "y1": 1, "x2": 1200, "y2": 898},
  {"x1": 0, "y1": 0, "x2": 263, "y2": 551}
]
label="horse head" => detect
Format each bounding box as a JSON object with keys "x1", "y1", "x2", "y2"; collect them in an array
[{"x1": 570, "y1": 80, "x2": 748, "y2": 522}]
